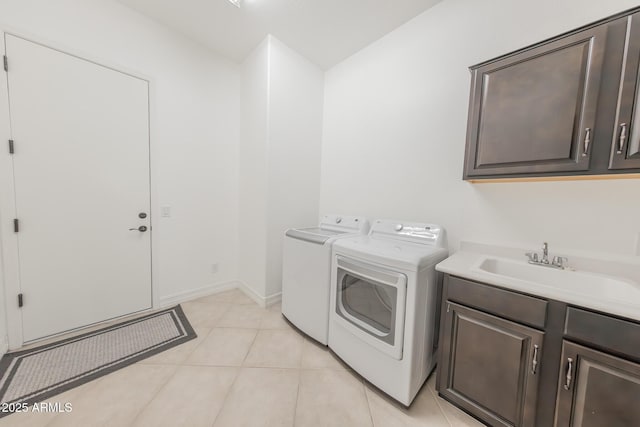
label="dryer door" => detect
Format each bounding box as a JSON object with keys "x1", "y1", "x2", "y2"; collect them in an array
[{"x1": 334, "y1": 256, "x2": 407, "y2": 360}]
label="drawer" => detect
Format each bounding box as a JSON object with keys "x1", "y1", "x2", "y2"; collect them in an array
[
  {"x1": 446, "y1": 275, "x2": 548, "y2": 329},
  {"x1": 565, "y1": 307, "x2": 640, "y2": 361}
]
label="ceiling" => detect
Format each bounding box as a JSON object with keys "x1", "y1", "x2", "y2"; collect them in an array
[{"x1": 117, "y1": 0, "x2": 442, "y2": 69}]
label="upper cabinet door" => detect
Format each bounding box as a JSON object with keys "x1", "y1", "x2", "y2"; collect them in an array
[
  {"x1": 610, "y1": 12, "x2": 640, "y2": 170},
  {"x1": 464, "y1": 25, "x2": 608, "y2": 178}
]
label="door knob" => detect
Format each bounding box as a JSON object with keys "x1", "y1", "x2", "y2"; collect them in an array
[{"x1": 129, "y1": 226, "x2": 148, "y2": 232}]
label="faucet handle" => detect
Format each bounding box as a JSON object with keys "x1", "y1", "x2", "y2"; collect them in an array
[
  {"x1": 552, "y1": 256, "x2": 568, "y2": 268},
  {"x1": 526, "y1": 252, "x2": 539, "y2": 262}
]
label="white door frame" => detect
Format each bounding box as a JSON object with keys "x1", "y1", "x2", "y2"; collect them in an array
[{"x1": 0, "y1": 25, "x2": 161, "y2": 350}]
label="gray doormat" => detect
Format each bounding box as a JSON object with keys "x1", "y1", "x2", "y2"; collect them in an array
[{"x1": 0, "y1": 305, "x2": 195, "y2": 417}]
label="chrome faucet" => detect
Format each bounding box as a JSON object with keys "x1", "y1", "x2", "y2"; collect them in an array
[{"x1": 526, "y1": 242, "x2": 568, "y2": 269}]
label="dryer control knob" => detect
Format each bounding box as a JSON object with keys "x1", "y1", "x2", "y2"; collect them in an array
[
  {"x1": 336, "y1": 217, "x2": 342, "y2": 224},
  {"x1": 395, "y1": 224, "x2": 403, "y2": 232}
]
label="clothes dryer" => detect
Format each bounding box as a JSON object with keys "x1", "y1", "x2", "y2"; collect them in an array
[{"x1": 328, "y1": 219, "x2": 448, "y2": 405}]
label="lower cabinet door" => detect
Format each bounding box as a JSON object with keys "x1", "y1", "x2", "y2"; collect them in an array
[
  {"x1": 439, "y1": 302, "x2": 544, "y2": 427},
  {"x1": 554, "y1": 341, "x2": 640, "y2": 426}
]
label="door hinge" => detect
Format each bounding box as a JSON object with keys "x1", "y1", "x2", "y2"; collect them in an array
[
  {"x1": 18, "y1": 293, "x2": 23, "y2": 308},
  {"x1": 8, "y1": 140, "x2": 14, "y2": 154},
  {"x1": 13, "y1": 218, "x2": 19, "y2": 233},
  {"x1": 3, "y1": 55, "x2": 7, "y2": 72}
]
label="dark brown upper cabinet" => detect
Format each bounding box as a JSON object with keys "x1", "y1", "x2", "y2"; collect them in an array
[
  {"x1": 610, "y1": 12, "x2": 640, "y2": 170},
  {"x1": 464, "y1": 26, "x2": 606, "y2": 178},
  {"x1": 463, "y1": 8, "x2": 640, "y2": 180}
]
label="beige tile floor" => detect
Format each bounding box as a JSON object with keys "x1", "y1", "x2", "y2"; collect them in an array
[{"x1": 0, "y1": 289, "x2": 485, "y2": 427}]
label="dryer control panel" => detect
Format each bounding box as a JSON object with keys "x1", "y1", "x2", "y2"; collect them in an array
[{"x1": 369, "y1": 219, "x2": 445, "y2": 248}]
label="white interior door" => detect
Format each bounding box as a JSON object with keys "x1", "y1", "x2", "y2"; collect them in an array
[{"x1": 5, "y1": 34, "x2": 152, "y2": 342}]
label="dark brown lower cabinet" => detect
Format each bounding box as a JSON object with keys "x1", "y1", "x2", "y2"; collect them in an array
[
  {"x1": 439, "y1": 302, "x2": 544, "y2": 427},
  {"x1": 438, "y1": 275, "x2": 640, "y2": 426},
  {"x1": 554, "y1": 341, "x2": 640, "y2": 427}
]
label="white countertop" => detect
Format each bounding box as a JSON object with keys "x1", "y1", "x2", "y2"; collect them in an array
[{"x1": 436, "y1": 242, "x2": 640, "y2": 322}]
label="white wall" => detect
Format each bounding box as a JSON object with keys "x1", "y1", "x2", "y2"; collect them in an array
[
  {"x1": 238, "y1": 39, "x2": 269, "y2": 299},
  {"x1": 0, "y1": 0, "x2": 241, "y2": 318},
  {"x1": 239, "y1": 36, "x2": 324, "y2": 303},
  {"x1": 266, "y1": 37, "x2": 324, "y2": 297},
  {"x1": 320, "y1": 0, "x2": 640, "y2": 256}
]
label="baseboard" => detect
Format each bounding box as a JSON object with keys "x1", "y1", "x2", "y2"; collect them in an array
[
  {"x1": 236, "y1": 281, "x2": 282, "y2": 308},
  {"x1": 158, "y1": 281, "x2": 240, "y2": 307},
  {"x1": 236, "y1": 281, "x2": 266, "y2": 307},
  {"x1": 265, "y1": 292, "x2": 282, "y2": 307},
  {"x1": 159, "y1": 280, "x2": 282, "y2": 309}
]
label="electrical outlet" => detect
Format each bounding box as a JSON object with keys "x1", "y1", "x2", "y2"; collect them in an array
[
  {"x1": 211, "y1": 263, "x2": 219, "y2": 274},
  {"x1": 161, "y1": 205, "x2": 171, "y2": 218}
]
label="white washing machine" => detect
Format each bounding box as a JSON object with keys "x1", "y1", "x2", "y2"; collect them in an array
[
  {"x1": 281, "y1": 214, "x2": 370, "y2": 345},
  {"x1": 328, "y1": 219, "x2": 448, "y2": 406}
]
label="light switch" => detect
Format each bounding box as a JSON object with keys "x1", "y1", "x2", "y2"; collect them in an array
[{"x1": 161, "y1": 205, "x2": 171, "y2": 218}]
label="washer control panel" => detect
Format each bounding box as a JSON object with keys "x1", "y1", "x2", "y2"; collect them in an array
[{"x1": 319, "y1": 214, "x2": 370, "y2": 234}]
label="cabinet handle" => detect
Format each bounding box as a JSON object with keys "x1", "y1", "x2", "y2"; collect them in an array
[
  {"x1": 582, "y1": 128, "x2": 591, "y2": 157},
  {"x1": 563, "y1": 357, "x2": 574, "y2": 390},
  {"x1": 617, "y1": 123, "x2": 627, "y2": 154},
  {"x1": 531, "y1": 344, "x2": 539, "y2": 375}
]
